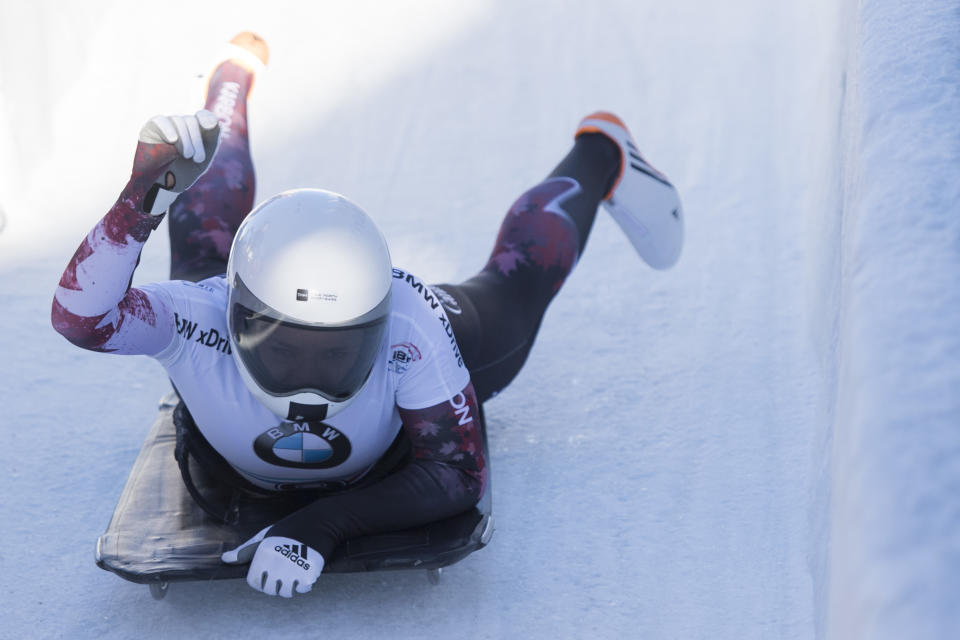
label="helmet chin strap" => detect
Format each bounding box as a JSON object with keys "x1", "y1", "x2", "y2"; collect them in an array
[{"x1": 285, "y1": 401, "x2": 328, "y2": 422}]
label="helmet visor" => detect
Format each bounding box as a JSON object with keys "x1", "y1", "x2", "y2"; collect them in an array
[{"x1": 229, "y1": 275, "x2": 389, "y2": 401}]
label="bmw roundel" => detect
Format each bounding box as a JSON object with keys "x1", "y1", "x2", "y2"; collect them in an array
[{"x1": 253, "y1": 422, "x2": 352, "y2": 469}]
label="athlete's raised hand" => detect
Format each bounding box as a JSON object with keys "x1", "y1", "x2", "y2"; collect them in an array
[
  {"x1": 131, "y1": 110, "x2": 221, "y2": 215},
  {"x1": 222, "y1": 527, "x2": 324, "y2": 598}
]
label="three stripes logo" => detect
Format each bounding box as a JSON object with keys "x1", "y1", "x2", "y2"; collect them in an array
[
  {"x1": 274, "y1": 543, "x2": 312, "y2": 571},
  {"x1": 280, "y1": 543, "x2": 308, "y2": 558},
  {"x1": 625, "y1": 139, "x2": 672, "y2": 188}
]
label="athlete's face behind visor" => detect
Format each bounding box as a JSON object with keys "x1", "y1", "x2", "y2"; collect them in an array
[{"x1": 230, "y1": 305, "x2": 386, "y2": 402}]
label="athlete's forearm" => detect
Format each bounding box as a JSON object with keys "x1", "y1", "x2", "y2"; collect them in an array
[
  {"x1": 270, "y1": 458, "x2": 483, "y2": 559},
  {"x1": 269, "y1": 384, "x2": 487, "y2": 558},
  {"x1": 51, "y1": 177, "x2": 170, "y2": 354},
  {"x1": 52, "y1": 112, "x2": 220, "y2": 355}
]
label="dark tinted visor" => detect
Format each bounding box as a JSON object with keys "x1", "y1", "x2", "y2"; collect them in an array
[{"x1": 228, "y1": 274, "x2": 390, "y2": 401}]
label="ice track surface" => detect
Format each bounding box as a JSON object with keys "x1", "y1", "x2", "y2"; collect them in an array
[{"x1": 1, "y1": 1, "x2": 958, "y2": 639}]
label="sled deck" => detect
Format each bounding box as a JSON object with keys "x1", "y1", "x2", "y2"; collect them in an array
[{"x1": 96, "y1": 392, "x2": 493, "y2": 586}]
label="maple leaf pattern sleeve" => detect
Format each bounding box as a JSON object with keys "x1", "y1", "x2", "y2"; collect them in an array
[
  {"x1": 51, "y1": 176, "x2": 176, "y2": 356},
  {"x1": 398, "y1": 382, "x2": 486, "y2": 501}
]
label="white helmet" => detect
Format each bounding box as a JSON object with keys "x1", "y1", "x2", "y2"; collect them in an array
[{"x1": 226, "y1": 189, "x2": 392, "y2": 421}]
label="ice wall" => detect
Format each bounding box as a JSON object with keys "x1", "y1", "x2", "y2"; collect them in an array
[{"x1": 826, "y1": 1, "x2": 960, "y2": 637}]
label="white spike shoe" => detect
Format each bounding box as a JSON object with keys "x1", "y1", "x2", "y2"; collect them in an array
[
  {"x1": 205, "y1": 32, "x2": 269, "y2": 101},
  {"x1": 220, "y1": 31, "x2": 269, "y2": 74},
  {"x1": 576, "y1": 112, "x2": 683, "y2": 269}
]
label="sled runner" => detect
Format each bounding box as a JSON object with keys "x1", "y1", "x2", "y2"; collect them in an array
[{"x1": 95, "y1": 392, "x2": 493, "y2": 599}]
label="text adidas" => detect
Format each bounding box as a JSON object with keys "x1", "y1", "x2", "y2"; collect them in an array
[{"x1": 274, "y1": 544, "x2": 311, "y2": 571}]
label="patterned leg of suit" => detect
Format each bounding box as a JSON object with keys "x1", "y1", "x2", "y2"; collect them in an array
[
  {"x1": 167, "y1": 59, "x2": 257, "y2": 282},
  {"x1": 433, "y1": 134, "x2": 620, "y2": 402}
]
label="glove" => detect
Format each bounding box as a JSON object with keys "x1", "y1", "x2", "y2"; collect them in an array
[
  {"x1": 132, "y1": 110, "x2": 221, "y2": 216},
  {"x1": 222, "y1": 527, "x2": 324, "y2": 598}
]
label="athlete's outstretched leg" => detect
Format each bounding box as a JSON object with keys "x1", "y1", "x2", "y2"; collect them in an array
[
  {"x1": 168, "y1": 33, "x2": 268, "y2": 282},
  {"x1": 166, "y1": 34, "x2": 271, "y2": 523},
  {"x1": 436, "y1": 113, "x2": 683, "y2": 403},
  {"x1": 434, "y1": 132, "x2": 620, "y2": 402}
]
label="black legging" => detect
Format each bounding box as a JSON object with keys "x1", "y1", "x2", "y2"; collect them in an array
[{"x1": 432, "y1": 136, "x2": 618, "y2": 403}]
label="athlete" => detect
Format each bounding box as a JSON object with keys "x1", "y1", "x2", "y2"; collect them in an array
[{"x1": 51, "y1": 33, "x2": 683, "y2": 598}]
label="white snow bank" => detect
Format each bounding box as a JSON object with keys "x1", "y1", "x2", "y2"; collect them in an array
[{"x1": 825, "y1": 1, "x2": 960, "y2": 637}]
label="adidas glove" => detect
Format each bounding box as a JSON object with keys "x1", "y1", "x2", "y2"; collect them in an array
[
  {"x1": 131, "y1": 110, "x2": 221, "y2": 216},
  {"x1": 222, "y1": 527, "x2": 324, "y2": 598}
]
